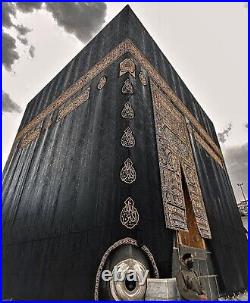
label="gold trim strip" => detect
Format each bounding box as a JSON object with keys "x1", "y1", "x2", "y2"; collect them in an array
[
  {"x1": 16, "y1": 40, "x2": 130, "y2": 140},
  {"x1": 193, "y1": 129, "x2": 224, "y2": 167},
  {"x1": 19, "y1": 128, "x2": 41, "y2": 149},
  {"x1": 57, "y1": 87, "x2": 90, "y2": 122},
  {"x1": 16, "y1": 39, "x2": 222, "y2": 160},
  {"x1": 125, "y1": 42, "x2": 223, "y2": 160}
]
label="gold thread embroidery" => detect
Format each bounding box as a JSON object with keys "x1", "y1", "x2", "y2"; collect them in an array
[
  {"x1": 19, "y1": 128, "x2": 41, "y2": 149},
  {"x1": 119, "y1": 58, "x2": 136, "y2": 77},
  {"x1": 120, "y1": 158, "x2": 136, "y2": 184},
  {"x1": 15, "y1": 40, "x2": 131, "y2": 141},
  {"x1": 16, "y1": 39, "x2": 222, "y2": 165},
  {"x1": 121, "y1": 102, "x2": 135, "y2": 119},
  {"x1": 167, "y1": 204, "x2": 188, "y2": 231},
  {"x1": 139, "y1": 71, "x2": 147, "y2": 86},
  {"x1": 43, "y1": 116, "x2": 53, "y2": 130},
  {"x1": 193, "y1": 129, "x2": 223, "y2": 167},
  {"x1": 97, "y1": 76, "x2": 107, "y2": 90},
  {"x1": 121, "y1": 78, "x2": 134, "y2": 94},
  {"x1": 126, "y1": 41, "x2": 223, "y2": 160},
  {"x1": 120, "y1": 197, "x2": 139, "y2": 229},
  {"x1": 121, "y1": 127, "x2": 135, "y2": 148},
  {"x1": 57, "y1": 87, "x2": 90, "y2": 122},
  {"x1": 151, "y1": 82, "x2": 211, "y2": 239}
]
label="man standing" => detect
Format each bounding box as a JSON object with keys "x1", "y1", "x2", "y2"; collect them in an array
[{"x1": 176, "y1": 253, "x2": 208, "y2": 301}]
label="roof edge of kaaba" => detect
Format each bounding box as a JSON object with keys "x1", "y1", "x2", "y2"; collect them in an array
[{"x1": 16, "y1": 5, "x2": 220, "y2": 149}]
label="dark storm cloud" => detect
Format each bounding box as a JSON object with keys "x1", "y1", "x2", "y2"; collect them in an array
[
  {"x1": 15, "y1": 2, "x2": 43, "y2": 12},
  {"x1": 2, "y1": 2, "x2": 107, "y2": 70},
  {"x1": 218, "y1": 123, "x2": 232, "y2": 143},
  {"x1": 17, "y1": 36, "x2": 28, "y2": 45},
  {"x1": 2, "y1": 92, "x2": 22, "y2": 113},
  {"x1": 45, "y1": 2, "x2": 107, "y2": 42},
  {"x1": 14, "y1": 24, "x2": 32, "y2": 47},
  {"x1": 2, "y1": 3, "x2": 32, "y2": 70},
  {"x1": 29, "y1": 45, "x2": 35, "y2": 58},
  {"x1": 224, "y1": 143, "x2": 248, "y2": 202},
  {"x1": 14, "y1": 24, "x2": 32, "y2": 36},
  {"x1": 2, "y1": 32, "x2": 20, "y2": 71},
  {"x1": 2, "y1": 2, "x2": 16, "y2": 28}
]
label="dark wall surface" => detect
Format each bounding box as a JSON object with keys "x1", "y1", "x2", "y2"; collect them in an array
[
  {"x1": 191, "y1": 138, "x2": 248, "y2": 295},
  {"x1": 3, "y1": 53, "x2": 174, "y2": 299},
  {"x1": 3, "y1": 5, "x2": 247, "y2": 299}
]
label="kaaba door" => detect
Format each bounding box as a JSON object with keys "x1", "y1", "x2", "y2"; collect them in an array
[
  {"x1": 174, "y1": 172, "x2": 220, "y2": 300},
  {"x1": 178, "y1": 170, "x2": 205, "y2": 249}
]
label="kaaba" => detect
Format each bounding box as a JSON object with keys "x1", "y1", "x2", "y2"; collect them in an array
[{"x1": 3, "y1": 6, "x2": 247, "y2": 300}]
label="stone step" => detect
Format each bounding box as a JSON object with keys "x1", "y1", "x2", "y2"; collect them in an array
[{"x1": 145, "y1": 278, "x2": 180, "y2": 301}]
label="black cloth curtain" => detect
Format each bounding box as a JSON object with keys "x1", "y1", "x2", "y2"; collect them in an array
[{"x1": 192, "y1": 139, "x2": 248, "y2": 295}]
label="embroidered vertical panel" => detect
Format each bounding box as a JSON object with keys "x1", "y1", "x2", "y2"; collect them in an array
[{"x1": 151, "y1": 81, "x2": 211, "y2": 239}]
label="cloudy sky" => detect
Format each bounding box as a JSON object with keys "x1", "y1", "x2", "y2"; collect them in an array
[{"x1": 2, "y1": 2, "x2": 248, "y2": 201}]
